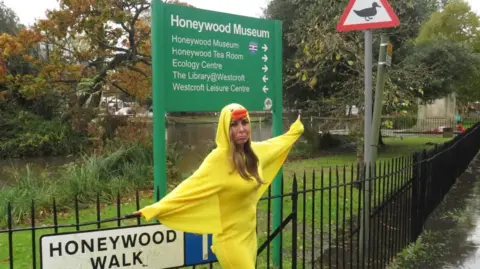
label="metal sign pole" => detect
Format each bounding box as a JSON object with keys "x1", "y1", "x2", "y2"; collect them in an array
[
  {"x1": 152, "y1": 0, "x2": 167, "y2": 202},
  {"x1": 359, "y1": 29, "x2": 373, "y2": 262}
]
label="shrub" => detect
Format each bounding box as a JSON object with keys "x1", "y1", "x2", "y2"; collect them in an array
[
  {"x1": 294, "y1": 124, "x2": 357, "y2": 158},
  {"x1": 382, "y1": 116, "x2": 417, "y2": 130},
  {"x1": 0, "y1": 110, "x2": 87, "y2": 158},
  {"x1": 0, "y1": 141, "x2": 184, "y2": 226}
]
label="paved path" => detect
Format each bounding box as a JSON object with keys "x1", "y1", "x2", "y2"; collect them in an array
[{"x1": 420, "y1": 157, "x2": 480, "y2": 269}]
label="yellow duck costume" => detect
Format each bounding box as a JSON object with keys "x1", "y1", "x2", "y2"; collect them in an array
[{"x1": 139, "y1": 103, "x2": 304, "y2": 268}]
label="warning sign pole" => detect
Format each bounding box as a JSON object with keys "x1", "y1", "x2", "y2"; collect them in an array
[
  {"x1": 360, "y1": 29, "x2": 373, "y2": 263},
  {"x1": 336, "y1": 0, "x2": 400, "y2": 262}
]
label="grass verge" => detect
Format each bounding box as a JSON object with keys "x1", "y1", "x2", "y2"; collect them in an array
[{"x1": 0, "y1": 141, "x2": 188, "y2": 227}]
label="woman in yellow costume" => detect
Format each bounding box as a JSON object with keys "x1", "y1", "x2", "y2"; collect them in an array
[{"x1": 132, "y1": 103, "x2": 304, "y2": 268}]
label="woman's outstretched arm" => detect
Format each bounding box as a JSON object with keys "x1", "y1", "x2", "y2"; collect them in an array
[
  {"x1": 252, "y1": 115, "x2": 304, "y2": 198},
  {"x1": 131, "y1": 149, "x2": 226, "y2": 234}
]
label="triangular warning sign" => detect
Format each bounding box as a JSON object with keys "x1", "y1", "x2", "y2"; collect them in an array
[{"x1": 336, "y1": 0, "x2": 400, "y2": 32}]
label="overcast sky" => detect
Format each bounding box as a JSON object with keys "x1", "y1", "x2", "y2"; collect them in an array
[{"x1": 2, "y1": 0, "x2": 480, "y2": 27}]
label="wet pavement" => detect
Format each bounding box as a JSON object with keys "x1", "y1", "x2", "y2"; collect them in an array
[{"x1": 394, "y1": 155, "x2": 480, "y2": 269}]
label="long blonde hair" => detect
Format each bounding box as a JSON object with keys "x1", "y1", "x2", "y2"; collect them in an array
[{"x1": 229, "y1": 137, "x2": 264, "y2": 185}]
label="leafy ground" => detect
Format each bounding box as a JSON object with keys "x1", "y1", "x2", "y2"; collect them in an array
[{"x1": 0, "y1": 136, "x2": 450, "y2": 269}]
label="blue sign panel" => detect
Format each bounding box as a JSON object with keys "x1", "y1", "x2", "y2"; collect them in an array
[{"x1": 184, "y1": 233, "x2": 217, "y2": 265}]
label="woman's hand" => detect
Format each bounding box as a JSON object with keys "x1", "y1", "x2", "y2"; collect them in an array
[{"x1": 126, "y1": 211, "x2": 142, "y2": 218}]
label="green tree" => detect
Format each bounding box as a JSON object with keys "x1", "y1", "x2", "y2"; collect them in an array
[
  {"x1": 417, "y1": 0, "x2": 480, "y2": 52},
  {"x1": 403, "y1": 38, "x2": 480, "y2": 101},
  {"x1": 0, "y1": 1, "x2": 19, "y2": 34},
  {"x1": 264, "y1": 0, "x2": 440, "y2": 163},
  {"x1": 264, "y1": 0, "x2": 439, "y2": 112},
  {"x1": 414, "y1": 0, "x2": 480, "y2": 110}
]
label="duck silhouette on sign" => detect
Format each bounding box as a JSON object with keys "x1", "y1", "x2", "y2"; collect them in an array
[{"x1": 354, "y1": 2, "x2": 381, "y2": 21}]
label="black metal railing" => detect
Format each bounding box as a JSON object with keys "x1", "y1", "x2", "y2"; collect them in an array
[
  {"x1": 2, "y1": 122, "x2": 480, "y2": 269},
  {"x1": 380, "y1": 116, "x2": 480, "y2": 137},
  {"x1": 305, "y1": 115, "x2": 480, "y2": 138}
]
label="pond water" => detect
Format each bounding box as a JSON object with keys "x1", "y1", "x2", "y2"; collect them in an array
[
  {"x1": 0, "y1": 114, "x2": 358, "y2": 187},
  {"x1": 0, "y1": 155, "x2": 77, "y2": 186},
  {"x1": 0, "y1": 118, "x2": 310, "y2": 184},
  {"x1": 167, "y1": 121, "x2": 279, "y2": 172}
]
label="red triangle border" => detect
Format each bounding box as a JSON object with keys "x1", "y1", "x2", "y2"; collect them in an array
[{"x1": 336, "y1": 0, "x2": 400, "y2": 32}]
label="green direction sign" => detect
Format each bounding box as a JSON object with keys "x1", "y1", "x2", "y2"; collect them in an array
[{"x1": 156, "y1": 3, "x2": 281, "y2": 112}]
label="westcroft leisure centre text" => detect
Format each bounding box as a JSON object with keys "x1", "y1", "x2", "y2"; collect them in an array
[{"x1": 170, "y1": 15, "x2": 271, "y2": 39}]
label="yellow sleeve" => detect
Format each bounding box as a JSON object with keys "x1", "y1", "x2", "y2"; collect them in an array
[
  {"x1": 252, "y1": 119, "x2": 304, "y2": 198},
  {"x1": 139, "y1": 149, "x2": 225, "y2": 234}
]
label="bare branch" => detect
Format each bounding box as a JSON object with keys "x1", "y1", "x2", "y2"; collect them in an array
[
  {"x1": 111, "y1": 81, "x2": 135, "y2": 98},
  {"x1": 136, "y1": 56, "x2": 151, "y2": 66},
  {"x1": 99, "y1": 42, "x2": 130, "y2": 53}
]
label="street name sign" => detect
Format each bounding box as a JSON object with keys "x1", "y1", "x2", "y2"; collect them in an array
[{"x1": 40, "y1": 224, "x2": 217, "y2": 269}]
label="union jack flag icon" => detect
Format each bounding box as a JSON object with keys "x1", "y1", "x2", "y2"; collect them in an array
[{"x1": 248, "y1": 41, "x2": 258, "y2": 54}]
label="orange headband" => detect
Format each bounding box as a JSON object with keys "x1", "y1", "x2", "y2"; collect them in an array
[{"x1": 231, "y1": 108, "x2": 248, "y2": 120}]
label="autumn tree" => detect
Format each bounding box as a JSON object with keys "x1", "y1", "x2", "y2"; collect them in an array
[
  {"x1": 2, "y1": 0, "x2": 194, "y2": 115},
  {"x1": 0, "y1": 3, "x2": 47, "y2": 110},
  {"x1": 30, "y1": 0, "x2": 151, "y2": 107},
  {"x1": 0, "y1": 1, "x2": 20, "y2": 92},
  {"x1": 275, "y1": 0, "x2": 439, "y2": 112}
]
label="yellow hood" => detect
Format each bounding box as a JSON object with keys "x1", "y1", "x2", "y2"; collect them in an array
[{"x1": 215, "y1": 103, "x2": 251, "y2": 149}]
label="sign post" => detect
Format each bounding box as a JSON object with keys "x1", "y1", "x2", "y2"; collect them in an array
[
  {"x1": 372, "y1": 35, "x2": 390, "y2": 164},
  {"x1": 336, "y1": 0, "x2": 399, "y2": 262},
  {"x1": 152, "y1": 0, "x2": 167, "y2": 202},
  {"x1": 151, "y1": 0, "x2": 284, "y2": 266},
  {"x1": 271, "y1": 20, "x2": 284, "y2": 267}
]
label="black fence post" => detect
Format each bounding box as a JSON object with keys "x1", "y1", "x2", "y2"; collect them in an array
[
  {"x1": 96, "y1": 193, "x2": 101, "y2": 229},
  {"x1": 302, "y1": 171, "x2": 306, "y2": 269},
  {"x1": 31, "y1": 200, "x2": 36, "y2": 269},
  {"x1": 418, "y1": 150, "x2": 428, "y2": 233},
  {"x1": 291, "y1": 174, "x2": 298, "y2": 269},
  {"x1": 410, "y1": 152, "x2": 421, "y2": 241},
  {"x1": 53, "y1": 199, "x2": 58, "y2": 233},
  {"x1": 8, "y1": 202, "x2": 13, "y2": 269}
]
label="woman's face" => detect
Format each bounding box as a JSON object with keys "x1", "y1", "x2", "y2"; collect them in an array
[{"x1": 230, "y1": 117, "x2": 250, "y2": 146}]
